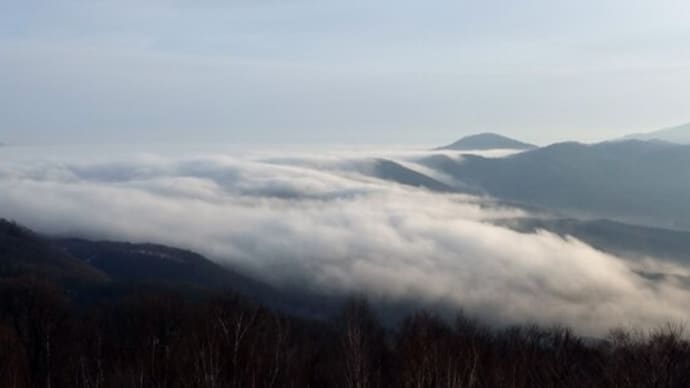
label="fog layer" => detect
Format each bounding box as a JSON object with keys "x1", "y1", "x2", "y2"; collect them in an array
[{"x1": 1, "y1": 147, "x2": 689, "y2": 335}]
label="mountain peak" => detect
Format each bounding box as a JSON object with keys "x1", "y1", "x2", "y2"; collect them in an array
[{"x1": 436, "y1": 133, "x2": 537, "y2": 151}]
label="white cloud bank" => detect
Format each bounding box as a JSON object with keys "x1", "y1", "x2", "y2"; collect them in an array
[{"x1": 1, "y1": 148, "x2": 690, "y2": 335}]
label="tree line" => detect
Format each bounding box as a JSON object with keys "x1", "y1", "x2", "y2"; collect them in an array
[{"x1": 0, "y1": 277, "x2": 689, "y2": 388}]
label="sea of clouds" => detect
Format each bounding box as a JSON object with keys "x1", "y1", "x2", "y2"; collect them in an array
[{"x1": 1, "y1": 145, "x2": 690, "y2": 335}]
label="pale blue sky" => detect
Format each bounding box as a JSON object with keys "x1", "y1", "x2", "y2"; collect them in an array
[{"x1": 2, "y1": 0, "x2": 690, "y2": 145}]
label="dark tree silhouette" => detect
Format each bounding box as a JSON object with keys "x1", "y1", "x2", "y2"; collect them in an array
[{"x1": 0, "y1": 278, "x2": 688, "y2": 387}]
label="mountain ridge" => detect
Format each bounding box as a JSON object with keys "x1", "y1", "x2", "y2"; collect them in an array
[{"x1": 624, "y1": 122, "x2": 690, "y2": 144}]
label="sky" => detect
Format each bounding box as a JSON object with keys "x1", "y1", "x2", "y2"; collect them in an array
[{"x1": 1, "y1": 0, "x2": 690, "y2": 146}]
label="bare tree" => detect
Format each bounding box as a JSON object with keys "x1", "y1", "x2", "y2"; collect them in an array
[{"x1": 337, "y1": 298, "x2": 385, "y2": 388}]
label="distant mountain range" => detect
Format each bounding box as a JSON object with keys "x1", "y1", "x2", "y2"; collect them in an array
[
  {"x1": 624, "y1": 122, "x2": 690, "y2": 144},
  {"x1": 420, "y1": 139, "x2": 690, "y2": 230},
  {"x1": 436, "y1": 133, "x2": 537, "y2": 151},
  {"x1": 370, "y1": 130, "x2": 690, "y2": 230},
  {"x1": 436, "y1": 122, "x2": 690, "y2": 152}
]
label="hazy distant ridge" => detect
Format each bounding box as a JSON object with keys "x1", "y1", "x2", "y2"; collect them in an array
[{"x1": 624, "y1": 122, "x2": 690, "y2": 144}]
